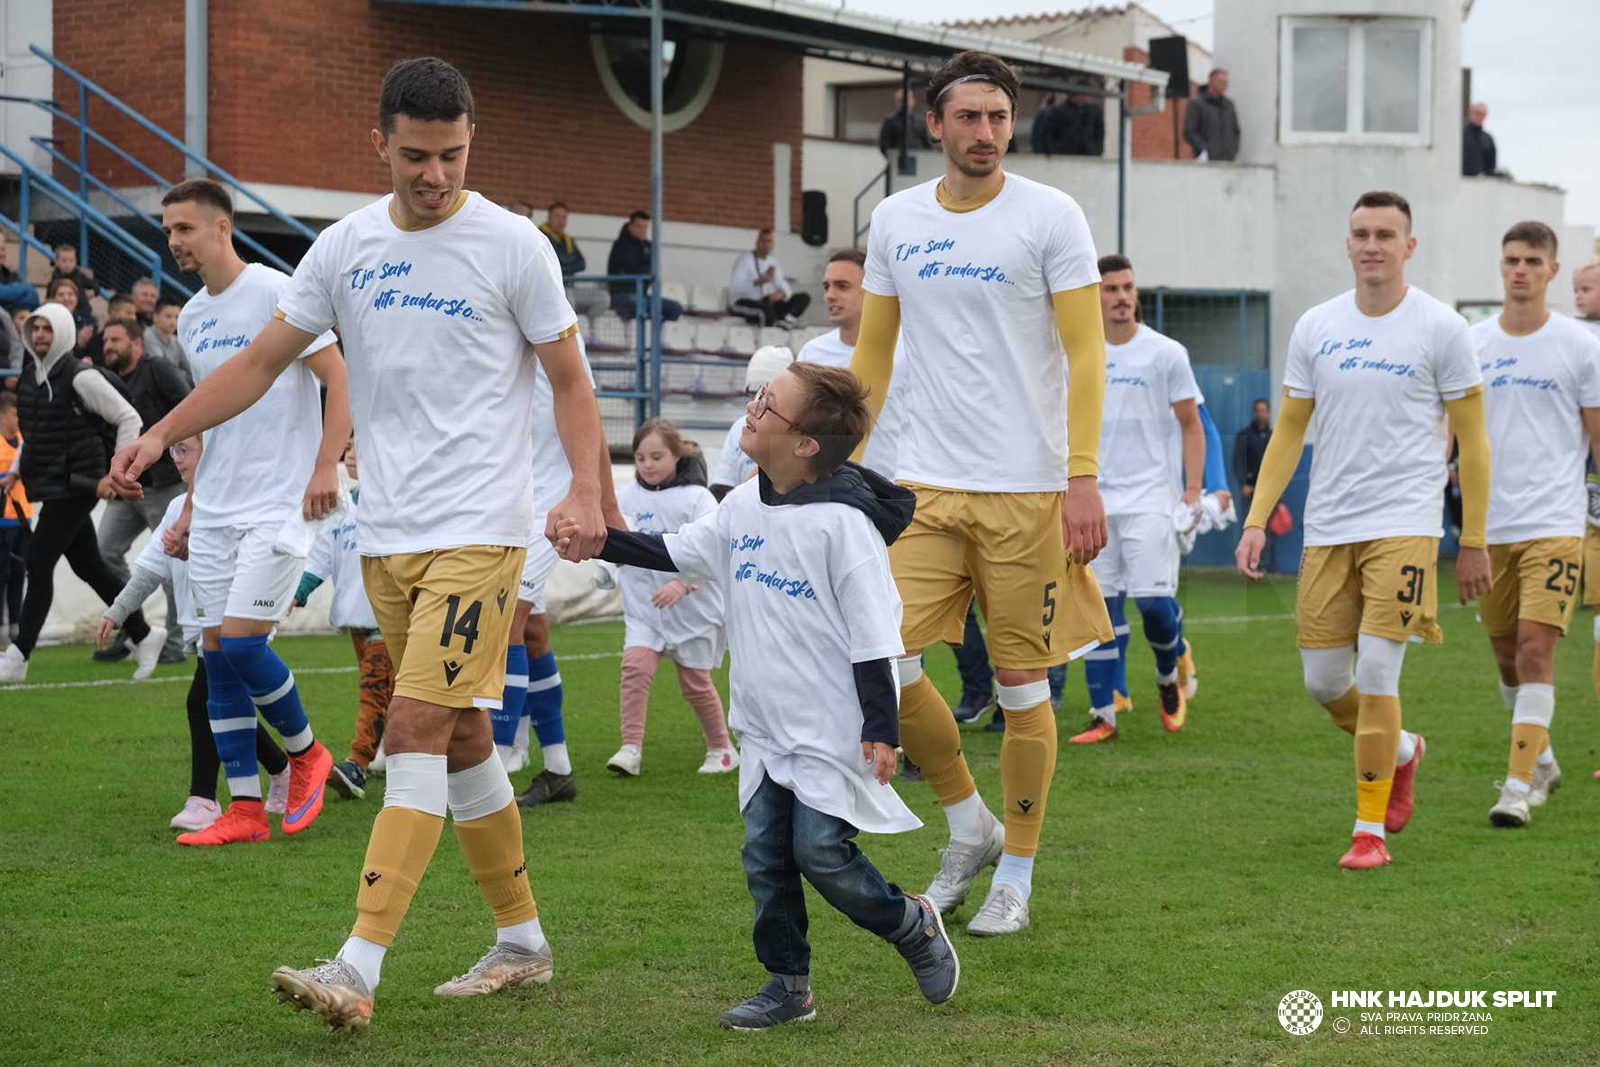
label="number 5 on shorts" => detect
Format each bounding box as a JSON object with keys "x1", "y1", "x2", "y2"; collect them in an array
[
  {"x1": 439, "y1": 594, "x2": 483, "y2": 654},
  {"x1": 1042, "y1": 580, "x2": 1058, "y2": 628}
]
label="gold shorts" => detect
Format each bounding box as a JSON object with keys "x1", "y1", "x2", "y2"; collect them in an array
[
  {"x1": 890, "y1": 484, "x2": 1112, "y2": 669},
  {"x1": 1480, "y1": 537, "x2": 1581, "y2": 637},
  {"x1": 1583, "y1": 526, "x2": 1600, "y2": 608},
  {"x1": 361, "y1": 545, "x2": 526, "y2": 710},
  {"x1": 1297, "y1": 537, "x2": 1442, "y2": 648}
]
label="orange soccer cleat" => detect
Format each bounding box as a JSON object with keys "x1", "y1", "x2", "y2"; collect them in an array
[
  {"x1": 177, "y1": 799, "x2": 270, "y2": 846},
  {"x1": 1337, "y1": 832, "x2": 1392, "y2": 870},
  {"x1": 1385, "y1": 734, "x2": 1426, "y2": 834},
  {"x1": 1069, "y1": 717, "x2": 1119, "y2": 744},
  {"x1": 282, "y1": 741, "x2": 334, "y2": 835},
  {"x1": 1158, "y1": 681, "x2": 1188, "y2": 733}
]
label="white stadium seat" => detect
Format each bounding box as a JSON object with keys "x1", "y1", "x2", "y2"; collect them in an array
[
  {"x1": 757, "y1": 326, "x2": 789, "y2": 350},
  {"x1": 661, "y1": 281, "x2": 690, "y2": 307},
  {"x1": 722, "y1": 324, "x2": 758, "y2": 356},
  {"x1": 661, "y1": 319, "x2": 698, "y2": 354},
  {"x1": 693, "y1": 320, "x2": 728, "y2": 353},
  {"x1": 690, "y1": 285, "x2": 728, "y2": 315}
]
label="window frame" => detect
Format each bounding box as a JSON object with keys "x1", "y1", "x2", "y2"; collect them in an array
[{"x1": 1279, "y1": 16, "x2": 1433, "y2": 147}]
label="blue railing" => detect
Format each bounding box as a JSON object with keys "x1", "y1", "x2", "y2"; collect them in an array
[{"x1": 570, "y1": 274, "x2": 657, "y2": 436}]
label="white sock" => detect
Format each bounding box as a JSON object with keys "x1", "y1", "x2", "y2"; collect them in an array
[
  {"x1": 337, "y1": 935, "x2": 387, "y2": 992},
  {"x1": 942, "y1": 793, "x2": 988, "y2": 847},
  {"x1": 1155, "y1": 668, "x2": 1178, "y2": 686},
  {"x1": 1094, "y1": 704, "x2": 1117, "y2": 729},
  {"x1": 1395, "y1": 730, "x2": 1416, "y2": 767},
  {"x1": 495, "y1": 744, "x2": 518, "y2": 770},
  {"x1": 282, "y1": 726, "x2": 314, "y2": 754},
  {"x1": 498, "y1": 916, "x2": 547, "y2": 953},
  {"x1": 542, "y1": 743, "x2": 572, "y2": 776},
  {"x1": 1353, "y1": 819, "x2": 1386, "y2": 839},
  {"x1": 1498, "y1": 681, "x2": 1519, "y2": 713},
  {"x1": 991, "y1": 853, "x2": 1034, "y2": 898},
  {"x1": 1504, "y1": 777, "x2": 1531, "y2": 796},
  {"x1": 1537, "y1": 745, "x2": 1556, "y2": 767},
  {"x1": 514, "y1": 714, "x2": 531, "y2": 753}
]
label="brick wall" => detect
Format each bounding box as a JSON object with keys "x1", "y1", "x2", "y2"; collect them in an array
[
  {"x1": 53, "y1": 0, "x2": 804, "y2": 231},
  {"x1": 1126, "y1": 46, "x2": 1197, "y2": 162}
]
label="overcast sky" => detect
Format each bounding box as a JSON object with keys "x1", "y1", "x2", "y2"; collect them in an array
[{"x1": 842, "y1": 0, "x2": 1600, "y2": 230}]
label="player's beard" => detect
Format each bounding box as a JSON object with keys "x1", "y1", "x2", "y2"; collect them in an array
[{"x1": 947, "y1": 144, "x2": 1000, "y2": 180}]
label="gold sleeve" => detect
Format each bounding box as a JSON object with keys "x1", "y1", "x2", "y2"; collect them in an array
[
  {"x1": 847, "y1": 292, "x2": 902, "y2": 462},
  {"x1": 1053, "y1": 284, "x2": 1106, "y2": 479},
  {"x1": 1445, "y1": 387, "x2": 1490, "y2": 549},
  {"x1": 1242, "y1": 392, "x2": 1315, "y2": 530}
]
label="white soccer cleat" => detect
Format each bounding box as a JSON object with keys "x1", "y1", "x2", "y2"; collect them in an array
[
  {"x1": 433, "y1": 941, "x2": 554, "y2": 996},
  {"x1": 265, "y1": 767, "x2": 291, "y2": 815},
  {"x1": 170, "y1": 795, "x2": 222, "y2": 831},
  {"x1": 1489, "y1": 781, "x2": 1530, "y2": 829},
  {"x1": 1529, "y1": 758, "x2": 1562, "y2": 807},
  {"x1": 0, "y1": 644, "x2": 27, "y2": 683},
  {"x1": 130, "y1": 626, "x2": 167, "y2": 680},
  {"x1": 368, "y1": 741, "x2": 386, "y2": 776},
  {"x1": 923, "y1": 806, "x2": 1005, "y2": 915},
  {"x1": 698, "y1": 747, "x2": 740, "y2": 775},
  {"x1": 965, "y1": 882, "x2": 1030, "y2": 937},
  {"x1": 606, "y1": 744, "x2": 642, "y2": 777}
]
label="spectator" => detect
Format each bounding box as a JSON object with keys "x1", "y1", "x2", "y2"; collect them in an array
[
  {"x1": 728, "y1": 227, "x2": 811, "y2": 327},
  {"x1": 5, "y1": 308, "x2": 27, "y2": 390},
  {"x1": 130, "y1": 277, "x2": 159, "y2": 327},
  {"x1": 0, "y1": 243, "x2": 39, "y2": 317},
  {"x1": 1463, "y1": 102, "x2": 1498, "y2": 177},
  {"x1": 0, "y1": 391, "x2": 28, "y2": 645},
  {"x1": 606, "y1": 210, "x2": 683, "y2": 321},
  {"x1": 1031, "y1": 94, "x2": 1063, "y2": 155},
  {"x1": 1183, "y1": 68, "x2": 1240, "y2": 162},
  {"x1": 49, "y1": 243, "x2": 95, "y2": 294},
  {"x1": 1057, "y1": 91, "x2": 1106, "y2": 156},
  {"x1": 45, "y1": 277, "x2": 97, "y2": 357},
  {"x1": 84, "y1": 292, "x2": 138, "y2": 368},
  {"x1": 94, "y1": 316, "x2": 192, "y2": 665},
  {"x1": 508, "y1": 200, "x2": 535, "y2": 218},
  {"x1": 541, "y1": 202, "x2": 602, "y2": 314},
  {"x1": 1234, "y1": 396, "x2": 1275, "y2": 569},
  {"x1": 143, "y1": 296, "x2": 191, "y2": 381},
  {"x1": 878, "y1": 88, "x2": 931, "y2": 156}
]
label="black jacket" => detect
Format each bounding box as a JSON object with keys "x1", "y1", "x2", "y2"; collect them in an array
[
  {"x1": 878, "y1": 111, "x2": 930, "y2": 155},
  {"x1": 117, "y1": 355, "x2": 193, "y2": 488},
  {"x1": 755, "y1": 462, "x2": 916, "y2": 547},
  {"x1": 540, "y1": 225, "x2": 586, "y2": 279},
  {"x1": 1463, "y1": 123, "x2": 1496, "y2": 177},
  {"x1": 1183, "y1": 88, "x2": 1240, "y2": 161},
  {"x1": 607, "y1": 226, "x2": 652, "y2": 296},
  {"x1": 1233, "y1": 422, "x2": 1272, "y2": 491},
  {"x1": 17, "y1": 357, "x2": 116, "y2": 500}
]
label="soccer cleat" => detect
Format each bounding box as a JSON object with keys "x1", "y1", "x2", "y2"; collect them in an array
[
  {"x1": 983, "y1": 708, "x2": 1006, "y2": 733},
  {"x1": 433, "y1": 941, "x2": 554, "y2": 996},
  {"x1": 1385, "y1": 734, "x2": 1425, "y2": 833},
  {"x1": 719, "y1": 977, "x2": 817, "y2": 1030},
  {"x1": 893, "y1": 893, "x2": 960, "y2": 1002},
  {"x1": 170, "y1": 795, "x2": 222, "y2": 832},
  {"x1": 92, "y1": 636, "x2": 132, "y2": 663},
  {"x1": 952, "y1": 689, "x2": 996, "y2": 725},
  {"x1": 923, "y1": 806, "x2": 1004, "y2": 915},
  {"x1": 177, "y1": 799, "x2": 270, "y2": 846},
  {"x1": 265, "y1": 767, "x2": 290, "y2": 815},
  {"x1": 282, "y1": 741, "x2": 333, "y2": 834},
  {"x1": 1068, "y1": 716, "x2": 1118, "y2": 744},
  {"x1": 272, "y1": 958, "x2": 374, "y2": 1032},
  {"x1": 698, "y1": 747, "x2": 740, "y2": 775},
  {"x1": 1489, "y1": 781, "x2": 1531, "y2": 828},
  {"x1": 606, "y1": 744, "x2": 642, "y2": 777},
  {"x1": 1157, "y1": 682, "x2": 1187, "y2": 733},
  {"x1": 966, "y1": 882, "x2": 1030, "y2": 937},
  {"x1": 330, "y1": 759, "x2": 367, "y2": 800},
  {"x1": 157, "y1": 647, "x2": 188, "y2": 665},
  {"x1": 517, "y1": 769, "x2": 578, "y2": 806},
  {"x1": 1337, "y1": 832, "x2": 1391, "y2": 870},
  {"x1": 1177, "y1": 644, "x2": 1199, "y2": 701},
  {"x1": 899, "y1": 753, "x2": 923, "y2": 781},
  {"x1": 1113, "y1": 690, "x2": 1134, "y2": 715},
  {"x1": 130, "y1": 625, "x2": 168, "y2": 681},
  {"x1": 0, "y1": 644, "x2": 27, "y2": 683},
  {"x1": 1529, "y1": 758, "x2": 1561, "y2": 807}
]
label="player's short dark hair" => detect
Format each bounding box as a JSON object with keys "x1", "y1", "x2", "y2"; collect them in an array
[
  {"x1": 103, "y1": 316, "x2": 143, "y2": 343},
  {"x1": 1098, "y1": 254, "x2": 1133, "y2": 275},
  {"x1": 54, "y1": 242, "x2": 74, "y2": 254},
  {"x1": 162, "y1": 178, "x2": 234, "y2": 221},
  {"x1": 1253, "y1": 396, "x2": 1270, "y2": 407},
  {"x1": 788, "y1": 362, "x2": 871, "y2": 475},
  {"x1": 155, "y1": 296, "x2": 183, "y2": 313},
  {"x1": 1502, "y1": 220, "x2": 1557, "y2": 256},
  {"x1": 1351, "y1": 190, "x2": 1412, "y2": 230},
  {"x1": 547, "y1": 201, "x2": 569, "y2": 213},
  {"x1": 926, "y1": 51, "x2": 1020, "y2": 120},
  {"x1": 827, "y1": 248, "x2": 866, "y2": 270},
  {"x1": 379, "y1": 57, "x2": 475, "y2": 135},
  {"x1": 629, "y1": 210, "x2": 651, "y2": 223}
]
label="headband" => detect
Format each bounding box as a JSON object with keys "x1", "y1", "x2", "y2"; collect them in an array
[{"x1": 935, "y1": 73, "x2": 1016, "y2": 105}]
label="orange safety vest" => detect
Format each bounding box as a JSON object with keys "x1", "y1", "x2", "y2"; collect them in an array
[{"x1": 0, "y1": 431, "x2": 33, "y2": 521}]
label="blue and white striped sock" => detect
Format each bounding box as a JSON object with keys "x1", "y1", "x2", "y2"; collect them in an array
[
  {"x1": 220, "y1": 635, "x2": 312, "y2": 754},
  {"x1": 526, "y1": 652, "x2": 570, "y2": 775},
  {"x1": 494, "y1": 644, "x2": 529, "y2": 750},
  {"x1": 205, "y1": 649, "x2": 261, "y2": 799}
]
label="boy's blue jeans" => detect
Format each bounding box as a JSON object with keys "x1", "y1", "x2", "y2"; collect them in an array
[{"x1": 741, "y1": 771, "x2": 913, "y2": 977}]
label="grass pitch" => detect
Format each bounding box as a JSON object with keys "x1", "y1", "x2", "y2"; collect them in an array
[{"x1": 1, "y1": 570, "x2": 1594, "y2": 1066}]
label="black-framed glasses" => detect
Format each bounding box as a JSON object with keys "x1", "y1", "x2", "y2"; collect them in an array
[{"x1": 753, "y1": 385, "x2": 804, "y2": 433}]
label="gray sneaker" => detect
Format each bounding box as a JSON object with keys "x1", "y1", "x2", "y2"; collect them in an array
[
  {"x1": 1489, "y1": 780, "x2": 1530, "y2": 829},
  {"x1": 1529, "y1": 758, "x2": 1562, "y2": 807},
  {"x1": 966, "y1": 882, "x2": 1030, "y2": 937},
  {"x1": 923, "y1": 806, "x2": 1004, "y2": 915},
  {"x1": 719, "y1": 977, "x2": 817, "y2": 1030},
  {"x1": 433, "y1": 941, "x2": 554, "y2": 996},
  {"x1": 271, "y1": 958, "x2": 374, "y2": 1032},
  {"x1": 893, "y1": 893, "x2": 960, "y2": 1004}
]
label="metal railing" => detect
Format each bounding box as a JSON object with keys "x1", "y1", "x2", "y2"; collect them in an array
[
  {"x1": 852, "y1": 163, "x2": 891, "y2": 247},
  {"x1": 571, "y1": 274, "x2": 659, "y2": 450}
]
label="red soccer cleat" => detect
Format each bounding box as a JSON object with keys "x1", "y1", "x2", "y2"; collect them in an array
[
  {"x1": 177, "y1": 799, "x2": 270, "y2": 846},
  {"x1": 1385, "y1": 734, "x2": 1425, "y2": 833},
  {"x1": 283, "y1": 741, "x2": 334, "y2": 835},
  {"x1": 1158, "y1": 682, "x2": 1188, "y2": 733},
  {"x1": 1337, "y1": 832, "x2": 1392, "y2": 870},
  {"x1": 1069, "y1": 717, "x2": 1119, "y2": 744}
]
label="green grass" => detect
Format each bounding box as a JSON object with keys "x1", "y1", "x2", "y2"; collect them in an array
[{"x1": 2, "y1": 570, "x2": 1597, "y2": 1066}]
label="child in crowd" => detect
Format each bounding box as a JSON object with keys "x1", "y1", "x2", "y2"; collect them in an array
[
  {"x1": 99, "y1": 434, "x2": 289, "y2": 835},
  {"x1": 600, "y1": 418, "x2": 736, "y2": 777},
  {"x1": 0, "y1": 392, "x2": 29, "y2": 645},
  {"x1": 292, "y1": 437, "x2": 394, "y2": 800},
  {"x1": 557, "y1": 364, "x2": 958, "y2": 1029}
]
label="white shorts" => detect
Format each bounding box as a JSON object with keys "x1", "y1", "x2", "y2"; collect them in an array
[
  {"x1": 519, "y1": 532, "x2": 559, "y2": 614},
  {"x1": 189, "y1": 522, "x2": 308, "y2": 625},
  {"x1": 1090, "y1": 511, "x2": 1180, "y2": 599}
]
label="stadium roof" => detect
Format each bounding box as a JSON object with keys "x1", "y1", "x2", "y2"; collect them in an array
[{"x1": 376, "y1": 0, "x2": 1170, "y2": 93}]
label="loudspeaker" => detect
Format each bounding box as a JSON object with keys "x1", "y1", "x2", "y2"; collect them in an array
[
  {"x1": 1148, "y1": 36, "x2": 1190, "y2": 98},
  {"x1": 801, "y1": 190, "x2": 828, "y2": 247}
]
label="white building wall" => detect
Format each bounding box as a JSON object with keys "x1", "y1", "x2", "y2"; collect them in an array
[{"x1": 0, "y1": 0, "x2": 54, "y2": 176}]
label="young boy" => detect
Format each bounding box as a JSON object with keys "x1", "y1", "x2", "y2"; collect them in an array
[
  {"x1": 556, "y1": 362, "x2": 959, "y2": 1029},
  {"x1": 0, "y1": 392, "x2": 29, "y2": 645},
  {"x1": 293, "y1": 437, "x2": 394, "y2": 800}
]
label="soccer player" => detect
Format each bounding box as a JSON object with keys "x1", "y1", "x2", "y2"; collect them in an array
[
  {"x1": 850, "y1": 50, "x2": 1112, "y2": 935},
  {"x1": 145, "y1": 179, "x2": 346, "y2": 847},
  {"x1": 1472, "y1": 222, "x2": 1600, "y2": 827},
  {"x1": 1069, "y1": 254, "x2": 1204, "y2": 744},
  {"x1": 1236, "y1": 190, "x2": 1492, "y2": 870},
  {"x1": 111, "y1": 58, "x2": 607, "y2": 1031}
]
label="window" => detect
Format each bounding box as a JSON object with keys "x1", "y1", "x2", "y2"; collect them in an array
[
  {"x1": 590, "y1": 31, "x2": 723, "y2": 133},
  {"x1": 1280, "y1": 17, "x2": 1431, "y2": 145}
]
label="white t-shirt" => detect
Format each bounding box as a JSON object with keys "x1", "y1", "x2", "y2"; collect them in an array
[
  {"x1": 615, "y1": 480, "x2": 726, "y2": 659},
  {"x1": 304, "y1": 493, "x2": 380, "y2": 631},
  {"x1": 278, "y1": 192, "x2": 576, "y2": 556},
  {"x1": 713, "y1": 417, "x2": 758, "y2": 488},
  {"x1": 728, "y1": 252, "x2": 791, "y2": 305},
  {"x1": 1283, "y1": 287, "x2": 1482, "y2": 546},
  {"x1": 1474, "y1": 312, "x2": 1600, "y2": 543},
  {"x1": 862, "y1": 173, "x2": 1100, "y2": 492},
  {"x1": 134, "y1": 494, "x2": 200, "y2": 644},
  {"x1": 664, "y1": 480, "x2": 918, "y2": 834},
  {"x1": 1099, "y1": 325, "x2": 1202, "y2": 516},
  {"x1": 1577, "y1": 318, "x2": 1600, "y2": 341},
  {"x1": 179, "y1": 264, "x2": 338, "y2": 529},
  {"x1": 797, "y1": 328, "x2": 852, "y2": 368},
  {"x1": 527, "y1": 336, "x2": 595, "y2": 524}
]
